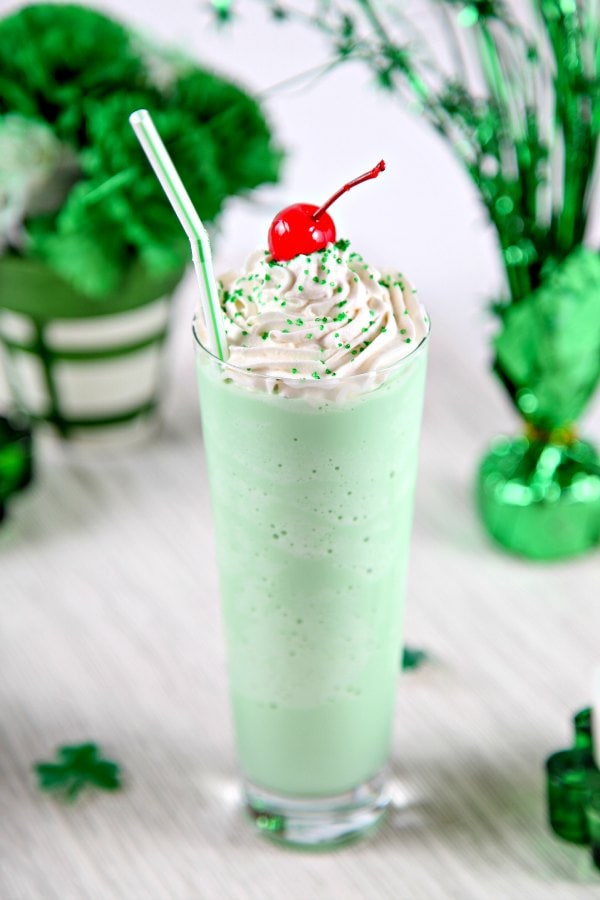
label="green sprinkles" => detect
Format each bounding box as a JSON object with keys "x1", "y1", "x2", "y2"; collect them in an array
[
  {"x1": 311, "y1": 372, "x2": 321, "y2": 380},
  {"x1": 261, "y1": 331, "x2": 269, "y2": 340},
  {"x1": 291, "y1": 368, "x2": 298, "y2": 374},
  {"x1": 295, "y1": 318, "x2": 304, "y2": 326}
]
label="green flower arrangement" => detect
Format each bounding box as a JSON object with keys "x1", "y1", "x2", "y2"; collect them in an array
[
  {"x1": 0, "y1": 3, "x2": 281, "y2": 299},
  {"x1": 0, "y1": 3, "x2": 280, "y2": 443}
]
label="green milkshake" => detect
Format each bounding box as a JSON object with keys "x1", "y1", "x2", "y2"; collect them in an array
[{"x1": 195, "y1": 239, "x2": 429, "y2": 844}]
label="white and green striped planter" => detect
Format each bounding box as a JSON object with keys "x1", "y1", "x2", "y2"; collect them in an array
[{"x1": 0, "y1": 259, "x2": 184, "y2": 444}]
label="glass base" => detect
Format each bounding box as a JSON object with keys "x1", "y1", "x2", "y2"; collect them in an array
[
  {"x1": 244, "y1": 771, "x2": 390, "y2": 848},
  {"x1": 477, "y1": 435, "x2": 600, "y2": 560}
]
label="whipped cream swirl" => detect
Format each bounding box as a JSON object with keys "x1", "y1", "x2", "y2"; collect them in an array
[{"x1": 196, "y1": 241, "x2": 429, "y2": 400}]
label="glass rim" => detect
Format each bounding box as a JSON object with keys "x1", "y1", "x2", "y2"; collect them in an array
[{"x1": 192, "y1": 314, "x2": 430, "y2": 384}]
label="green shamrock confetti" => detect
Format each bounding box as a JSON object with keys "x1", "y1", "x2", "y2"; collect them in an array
[
  {"x1": 34, "y1": 743, "x2": 122, "y2": 802},
  {"x1": 402, "y1": 646, "x2": 428, "y2": 671},
  {"x1": 210, "y1": 0, "x2": 234, "y2": 22}
]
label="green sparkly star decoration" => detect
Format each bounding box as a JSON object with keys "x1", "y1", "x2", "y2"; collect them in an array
[{"x1": 34, "y1": 743, "x2": 122, "y2": 801}]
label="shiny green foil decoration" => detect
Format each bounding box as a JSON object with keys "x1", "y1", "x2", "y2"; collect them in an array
[
  {"x1": 478, "y1": 437, "x2": 600, "y2": 560},
  {"x1": 479, "y1": 249, "x2": 600, "y2": 559},
  {"x1": 241, "y1": 0, "x2": 600, "y2": 559},
  {"x1": 493, "y1": 251, "x2": 600, "y2": 433}
]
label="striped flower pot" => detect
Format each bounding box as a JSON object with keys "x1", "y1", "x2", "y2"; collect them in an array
[{"x1": 0, "y1": 258, "x2": 184, "y2": 445}]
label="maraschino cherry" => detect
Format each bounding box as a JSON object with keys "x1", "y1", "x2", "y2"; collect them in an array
[{"x1": 268, "y1": 160, "x2": 386, "y2": 262}]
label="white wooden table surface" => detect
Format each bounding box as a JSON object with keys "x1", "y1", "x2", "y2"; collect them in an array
[{"x1": 2, "y1": 277, "x2": 599, "y2": 899}]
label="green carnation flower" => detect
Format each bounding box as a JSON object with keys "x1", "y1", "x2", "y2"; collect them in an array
[{"x1": 0, "y1": 4, "x2": 282, "y2": 297}]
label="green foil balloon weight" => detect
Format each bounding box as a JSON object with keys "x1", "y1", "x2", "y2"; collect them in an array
[
  {"x1": 477, "y1": 250, "x2": 600, "y2": 560},
  {"x1": 478, "y1": 436, "x2": 600, "y2": 560}
]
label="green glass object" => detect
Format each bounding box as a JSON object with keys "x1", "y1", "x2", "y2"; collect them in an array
[
  {"x1": 586, "y1": 791, "x2": 600, "y2": 871},
  {"x1": 574, "y1": 708, "x2": 594, "y2": 754},
  {"x1": 477, "y1": 435, "x2": 600, "y2": 560},
  {"x1": 546, "y1": 749, "x2": 600, "y2": 845},
  {"x1": 0, "y1": 414, "x2": 32, "y2": 521}
]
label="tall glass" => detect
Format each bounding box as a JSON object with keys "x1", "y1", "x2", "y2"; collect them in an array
[{"x1": 194, "y1": 322, "x2": 429, "y2": 847}]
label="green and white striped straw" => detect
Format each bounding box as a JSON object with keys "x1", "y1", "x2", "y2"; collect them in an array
[{"x1": 129, "y1": 109, "x2": 228, "y2": 361}]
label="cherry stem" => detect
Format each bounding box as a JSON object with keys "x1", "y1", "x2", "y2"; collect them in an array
[{"x1": 312, "y1": 160, "x2": 386, "y2": 221}]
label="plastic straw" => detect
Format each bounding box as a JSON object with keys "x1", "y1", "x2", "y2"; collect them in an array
[{"x1": 129, "y1": 109, "x2": 228, "y2": 361}]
